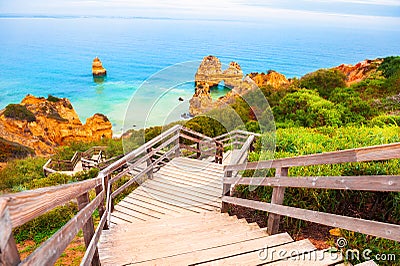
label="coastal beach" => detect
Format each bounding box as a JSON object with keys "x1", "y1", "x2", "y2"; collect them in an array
[{"x1": 1, "y1": 16, "x2": 399, "y2": 133}]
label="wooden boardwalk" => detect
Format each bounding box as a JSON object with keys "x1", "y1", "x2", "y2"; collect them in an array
[
  {"x1": 3, "y1": 126, "x2": 395, "y2": 266},
  {"x1": 108, "y1": 157, "x2": 224, "y2": 225},
  {"x1": 98, "y1": 158, "x2": 343, "y2": 265}
]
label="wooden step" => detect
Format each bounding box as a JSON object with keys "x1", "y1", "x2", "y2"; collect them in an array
[
  {"x1": 100, "y1": 217, "x2": 264, "y2": 246},
  {"x1": 135, "y1": 185, "x2": 220, "y2": 209},
  {"x1": 158, "y1": 166, "x2": 223, "y2": 185},
  {"x1": 153, "y1": 177, "x2": 222, "y2": 197},
  {"x1": 132, "y1": 187, "x2": 217, "y2": 212},
  {"x1": 142, "y1": 180, "x2": 221, "y2": 207},
  {"x1": 133, "y1": 233, "x2": 293, "y2": 265},
  {"x1": 197, "y1": 239, "x2": 317, "y2": 265},
  {"x1": 125, "y1": 193, "x2": 198, "y2": 215},
  {"x1": 154, "y1": 172, "x2": 222, "y2": 191},
  {"x1": 100, "y1": 225, "x2": 268, "y2": 264}
]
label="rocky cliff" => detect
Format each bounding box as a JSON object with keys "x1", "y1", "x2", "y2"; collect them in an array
[
  {"x1": 189, "y1": 56, "x2": 256, "y2": 115},
  {"x1": 0, "y1": 95, "x2": 112, "y2": 155},
  {"x1": 248, "y1": 70, "x2": 289, "y2": 89},
  {"x1": 333, "y1": 58, "x2": 383, "y2": 86}
]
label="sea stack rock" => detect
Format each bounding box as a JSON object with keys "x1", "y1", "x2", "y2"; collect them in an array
[
  {"x1": 189, "y1": 55, "x2": 257, "y2": 116},
  {"x1": 92, "y1": 57, "x2": 107, "y2": 77}
]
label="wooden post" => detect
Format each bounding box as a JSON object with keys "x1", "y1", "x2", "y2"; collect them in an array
[
  {"x1": 175, "y1": 133, "x2": 180, "y2": 158},
  {"x1": 0, "y1": 200, "x2": 21, "y2": 266},
  {"x1": 95, "y1": 184, "x2": 108, "y2": 230},
  {"x1": 267, "y1": 167, "x2": 288, "y2": 235},
  {"x1": 146, "y1": 148, "x2": 154, "y2": 179},
  {"x1": 221, "y1": 170, "x2": 232, "y2": 213},
  {"x1": 77, "y1": 193, "x2": 100, "y2": 266},
  {"x1": 196, "y1": 142, "x2": 201, "y2": 159}
]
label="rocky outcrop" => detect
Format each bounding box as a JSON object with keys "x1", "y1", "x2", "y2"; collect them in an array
[
  {"x1": 333, "y1": 58, "x2": 383, "y2": 86},
  {"x1": 189, "y1": 56, "x2": 256, "y2": 115},
  {"x1": 0, "y1": 95, "x2": 112, "y2": 155},
  {"x1": 248, "y1": 70, "x2": 289, "y2": 90},
  {"x1": 92, "y1": 57, "x2": 107, "y2": 77}
]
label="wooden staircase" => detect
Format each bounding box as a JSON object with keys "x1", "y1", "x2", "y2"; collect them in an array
[
  {"x1": 98, "y1": 158, "x2": 343, "y2": 265},
  {"x1": 99, "y1": 212, "x2": 342, "y2": 265}
]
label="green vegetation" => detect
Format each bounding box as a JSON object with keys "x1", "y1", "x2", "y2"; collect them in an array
[
  {"x1": 47, "y1": 94, "x2": 61, "y2": 102},
  {"x1": 4, "y1": 104, "x2": 36, "y2": 122},
  {"x1": 299, "y1": 69, "x2": 346, "y2": 98},
  {"x1": 235, "y1": 125, "x2": 400, "y2": 265},
  {"x1": 1, "y1": 55, "x2": 399, "y2": 264}
]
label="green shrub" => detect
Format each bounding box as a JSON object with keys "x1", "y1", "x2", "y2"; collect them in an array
[
  {"x1": 368, "y1": 115, "x2": 400, "y2": 127},
  {"x1": 273, "y1": 89, "x2": 344, "y2": 127},
  {"x1": 300, "y1": 69, "x2": 346, "y2": 98},
  {"x1": 0, "y1": 157, "x2": 47, "y2": 192},
  {"x1": 4, "y1": 104, "x2": 36, "y2": 122},
  {"x1": 378, "y1": 56, "x2": 400, "y2": 78},
  {"x1": 47, "y1": 94, "x2": 61, "y2": 102},
  {"x1": 329, "y1": 87, "x2": 374, "y2": 123},
  {"x1": 13, "y1": 203, "x2": 78, "y2": 244}
]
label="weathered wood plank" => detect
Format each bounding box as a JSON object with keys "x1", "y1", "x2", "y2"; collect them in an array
[
  {"x1": 268, "y1": 167, "x2": 288, "y2": 235},
  {"x1": 0, "y1": 199, "x2": 20, "y2": 266},
  {"x1": 111, "y1": 146, "x2": 179, "y2": 199},
  {"x1": 4, "y1": 178, "x2": 101, "y2": 228},
  {"x1": 20, "y1": 191, "x2": 104, "y2": 266},
  {"x1": 142, "y1": 180, "x2": 221, "y2": 203},
  {"x1": 126, "y1": 193, "x2": 197, "y2": 215},
  {"x1": 153, "y1": 177, "x2": 221, "y2": 197},
  {"x1": 80, "y1": 211, "x2": 108, "y2": 266},
  {"x1": 224, "y1": 142, "x2": 400, "y2": 171},
  {"x1": 223, "y1": 196, "x2": 400, "y2": 242},
  {"x1": 134, "y1": 186, "x2": 218, "y2": 211},
  {"x1": 135, "y1": 233, "x2": 293, "y2": 265},
  {"x1": 133, "y1": 187, "x2": 214, "y2": 212},
  {"x1": 77, "y1": 192, "x2": 100, "y2": 266},
  {"x1": 180, "y1": 133, "x2": 201, "y2": 143},
  {"x1": 225, "y1": 175, "x2": 400, "y2": 192}
]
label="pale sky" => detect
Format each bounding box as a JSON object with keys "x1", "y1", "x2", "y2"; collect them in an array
[{"x1": 0, "y1": 0, "x2": 399, "y2": 20}]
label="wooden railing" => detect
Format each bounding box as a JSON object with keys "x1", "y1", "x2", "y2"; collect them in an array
[
  {"x1": 214, "y1": 129, "x2": 260, "y2": 150},
  {"x1": 0, "y1": 125, "x2": 258, "y2": 265},
  {"x1": 179, "y1": 127, "x2": 223, "y2": 164},
  {"x1": 43, "y1": 151, "x2": 82, "y2": 176},
  {"x1": 0, "y1": 177, "x2": 105, "y2": 266},
  {"x1": 102, "y1": 125, "x2": 183, "y2": 223},
  {"x1": 81, "y1": 147, "x2": 107, "y2": 171},
  {"x1": 222, "y1": 142, "x2": 400, "y2": 240}
]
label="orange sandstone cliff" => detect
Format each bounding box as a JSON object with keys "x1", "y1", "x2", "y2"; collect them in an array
[{"x1": 0, "y1": 95, "x2": 112, "y2": 155}]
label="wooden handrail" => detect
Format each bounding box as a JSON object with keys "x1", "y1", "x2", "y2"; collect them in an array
[
  {"x1": 224, "y1": 142, "x2": 400, "y2": 171},
  {"x1": 101, "y1": 125, "x2": 182, "y2": 176},
  {"x1": 223, "y1": 196, "x2": 400, "y2": 242},
  {"x1": 3, "y1": 177, "x2": 101, "y2": 228},
  {"x1": 224, "y1": 175, "x2": 400, "y2": 192},
  {"x1": 222, "y1": 141, "x2": 400, "y2": 237}
]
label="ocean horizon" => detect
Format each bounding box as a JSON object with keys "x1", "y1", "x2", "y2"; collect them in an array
[{"x1": 1, "y1": 15, "x2": 399, "y2": 133}]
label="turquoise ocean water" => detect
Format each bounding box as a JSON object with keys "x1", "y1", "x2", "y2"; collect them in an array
[{"x1": 0, "y1": 16, "x2": 399, "y2": 133}]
